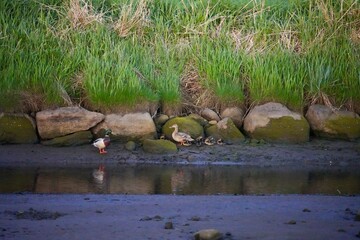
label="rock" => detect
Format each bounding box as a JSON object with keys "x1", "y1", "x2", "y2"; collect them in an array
[
  {"x1": 220, "y1": 107, "x2": 244, "y2": 128},
  {"x1": 188, "y1": 113, "x2": 208, "y2": 127},
  {"x1": 162, "y1": 116, "x2": 204, "y2": 141},
  {"x1": 0, "y1": 113, "x2": 38, "y2": 144},
  {"x1": 205, "y1": 118, "x2": 245, "y2": 144},
  {"x1": 243, "y1": 102, "x2": 310, "y2": 143},
  {"x1": 93, "y1": 112, "x2": 157, "y2": 142},
  {"x1": 36, "y1": 107, "x2": 104, "y2": 139},
  {"x1": 194, "y1": 229, "x2": 222, "y2": 240},
  {"x1": 154, "y1": 114, "x2": 169, "y2": 131},
  {"x1": 201, "y1": 108, "x2": 220, "y2": 122},
  {"x1": 125, "y1": 141, "x2": 136, "y2": 151},
  {"x1": 143, "y1": 139, "x2": 178, "y2": 154},
  {"x1": 41, "y1": 131, "x2": 93, "y2": 146},
  {"x1": 305, "y1": 104, "x2": 360, "y2": 140},
  {"x1": 164, "y1": 222, "x2": 173, "y2": 229}
]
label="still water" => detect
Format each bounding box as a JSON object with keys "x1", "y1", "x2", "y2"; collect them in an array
[{"x1": 1, "y1": 165, "x2": 359, "y2": 195}]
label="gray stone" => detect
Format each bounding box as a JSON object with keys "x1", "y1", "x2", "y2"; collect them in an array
[
  {"x1": 201, "y1": 108, "x2": 220, "y2": 122},
  {"x1": 220, "y1": 107, "x2": 244, "y2": 128},
  {"x1": 36, "y1": 107, "x2": 104, "y2": 139},
  {"x1": 142, "y1": 139, "x2": 178, "y2": 154},
  {"x1": 0, "y1": 113, "x2": 38, "y2": 144},
  {"x1": 93, "y1": 112, "x2": 157, "y2": 142},
  {"x1": 194, "y1": 229, "x2": 222, "y2": 240},
  {"x1": 41, "y1": 131, "x2": 93, "y2": 146},
  {"x1": 305, "y1": 104, "x2": 360, "y2": 140},
  {"x1": 243, "y1": 102, "x2": 309, "y2": 143}
]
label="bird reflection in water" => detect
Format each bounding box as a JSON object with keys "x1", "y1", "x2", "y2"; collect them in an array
[
  {"x1": 171, "y1": 168, "x2": 191, "y2": 195},
  {"x1": 91, "y1": 164, "x2": 106, "y2": 192}
]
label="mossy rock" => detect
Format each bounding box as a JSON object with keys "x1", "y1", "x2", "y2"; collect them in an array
[
  {"x1": 41, "y1": 131, "x2": 93, "y2": 146},
  {"x1": 205, "y1": 118, "x2": 245, "y2": 144},
  {"x1": 248, "y1": 116, "x2": 309, "y2": 143},
  {"x1": 320, "y1": 116, "x2": 360, "y2": 140},
  {"x1": 162, "y1": 117, "x2": 204, "y2": 141},
  {"x1": 143, "y1": 139, "x2": 178, "y2": 154},
  {"x1": 0, "y1": 113, "x2": 38, "y2": 144}
]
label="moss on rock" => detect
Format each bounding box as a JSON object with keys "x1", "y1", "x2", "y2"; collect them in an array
[
  {"x1": 41, "y1": 131, "x2": 93, "y2": 146},
  {"x1": 143, "y1": 139, "x2": 178, "y2": 154},
  {"x1": 322, "y1": 116, "x2": 360, "y2": 140},
  {"x1": 0, "y1": 113, "x2": 38, "y2": 144},
  {"x1": 205, "y1": 118, "x2": 245, "y2": 144},
  {"x1": 162, "y1": 117, "x2": 204, "y2": 141},
  {"x1": 248, "y1": 116, "x2": 309, "y2": 143}
]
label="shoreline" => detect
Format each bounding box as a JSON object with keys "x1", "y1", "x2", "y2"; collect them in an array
[{"x1": 0, "y1": 138, "x2": 359, "y2": 168}]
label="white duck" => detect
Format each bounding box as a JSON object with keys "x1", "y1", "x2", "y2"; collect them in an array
[
  {"x1": 93, "y1": 129, "x2": 111, "y2": 154},
  {"x1": 169, "y1": 124, "x2": 194, "y2": 146}
]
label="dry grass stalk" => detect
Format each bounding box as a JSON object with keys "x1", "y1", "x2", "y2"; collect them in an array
[
  {"x1": 113, "y1": 0, "x2": 150, "y2": 38},
  {"x1": 180, "y1": 63, "x2": 219, "y2": 113},
  {"x1": 67, "y1": 0, "x2": 104, "y2": 29},
  {"x1": 279, "y1": 30, "x2": 302, "y2": 53}
]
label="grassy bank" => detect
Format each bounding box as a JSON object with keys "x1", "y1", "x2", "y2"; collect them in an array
[{"x1": 1, "y1": 0, "x2": 359, "y2": 114}]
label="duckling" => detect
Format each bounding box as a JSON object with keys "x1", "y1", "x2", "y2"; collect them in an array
[
  {"x1": 169, "y1": 124, "x2": 194, "y2": 146},
  {"x1": 93, "y1": 129, "x2": 111, "y2": 154},
  {"x1": 92, "y1": 164, "x2": 105, "y2": 182},
  {"x1": 217, "y1": 138, "x2": 224, "y2": 145},
  {"x1": 204, "y1": 136, "x2": 216, "y2": 146},
  {"x1": 195, "y1": 136, "x2": 204, "y2": 147}
]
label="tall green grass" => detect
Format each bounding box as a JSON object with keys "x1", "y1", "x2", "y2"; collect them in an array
[{"x1": 1, "y1": 0, "x2": 359, "y2": 113}]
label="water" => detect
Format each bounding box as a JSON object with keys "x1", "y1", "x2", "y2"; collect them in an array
[{"x1": 1, "y1": 165, "x2": 359, "y2": 195}]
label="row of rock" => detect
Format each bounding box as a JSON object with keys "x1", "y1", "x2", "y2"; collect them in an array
[{"x1": 0, "y1": 102, "x2": 359, "y2": 149}]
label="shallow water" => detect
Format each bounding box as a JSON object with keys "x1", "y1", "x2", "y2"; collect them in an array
[{"x1": 1, "y1": 165, "x2": 359, "y2": 195}]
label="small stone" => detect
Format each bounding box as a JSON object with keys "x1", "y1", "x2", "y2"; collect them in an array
[
  {"x1": 125, "y1": 141, "x2": 136, "y2": 151},
  {"x1": 194, "y1": 229, "x2": 222, "y2": 240},
  {"x1": 286, "y1": 220, "x2": 297, "y2": 225},
  {"x1": 356, "y1": 231, "x2": 360, "y2": 238},
  {"x1": 302, "y1": 208, "x2": 311, "y2": 213},
  {"x1": 201, "y1": 108, "x2": 220, "y2": 122},
  {"x1": 164, "y1": 222, "x2": 173, "y2": 229},
  {"x1": 140, "y1": 216, "x2": 152, "y2": 221},
  {"x1": 355, "y1": 211, "x2": 360, "y2": 221},
  {"x1": 190, "y1": 216, "x2": 201, "y2": 221}
]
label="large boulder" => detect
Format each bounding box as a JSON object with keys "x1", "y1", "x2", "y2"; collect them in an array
[
  {"x1": 220, "y1": 107, "x2": 244, "y2": 128},
  {"x1": 41, "y1": 131, "x2": 93, "y2": 146},
  {"x1": 162, "y1": 116, "x2": 204, "y2": 141},
  {"x1": 305, "y1": 104, "x2": 360, "y2": 140},
  {"x1": 36, "y1": 107, "x2": 104, "y2": 139},
  {"x1": 205, "y1": 118, "x2": 245, "y2": 144},
  {"x1": 0, "y1": 113, "x2": 38, "y2": 144},
  {"x1": 243, "y1": 102, "x2": 309, "y2": 143},
  {"x1": 143, "y1": 139, "x2": 178, "y2": 154},
  {"x1": 93, "y1": 112, "x2": 157, "y2": 142}
]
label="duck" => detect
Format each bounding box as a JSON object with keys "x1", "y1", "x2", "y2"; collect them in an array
[
  {"x1": 204, "y1": 136, "x2": 216, "y2": 146},
  {"x1": 169, "y1": 124, "x2": 194, "y2": 146},
  {"x1": 93, "y1": 129, "x2": 111, "y2": 154},
  {"x1": 92, "y1": 164, "x2": 105, "y2": 182}
]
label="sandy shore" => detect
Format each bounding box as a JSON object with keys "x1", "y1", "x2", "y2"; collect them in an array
[
  {"x1": 1, "y1": 194, "x2": 359, "y2": 240},
  {"x1": 1, "y1": 139, "x2": 360, "y2": 239}
]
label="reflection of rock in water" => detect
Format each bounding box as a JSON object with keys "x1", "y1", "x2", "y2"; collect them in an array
[{"x1": 171, "y1": 168, "x2": 191, "y2": 194}]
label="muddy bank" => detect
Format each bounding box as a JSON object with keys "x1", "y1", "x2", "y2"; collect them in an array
[
  {"x1": 1, "y1": 194, "x2": 360, "y2": 240},
  {"x1": 0, "y1": 138, "x2": 359, "y2": 168}
]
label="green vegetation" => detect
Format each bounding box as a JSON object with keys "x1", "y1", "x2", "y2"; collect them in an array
[{"x1": 1, "y1": 0, "x2": 359, "y2": 114}]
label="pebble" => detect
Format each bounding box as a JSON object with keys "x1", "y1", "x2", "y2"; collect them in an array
[
  {"x1": 194, "y1": 229, "x2": 222, "y2": 240},
  {"x1": 164, "y1": 222, "x2": 173, "y2": 229}
]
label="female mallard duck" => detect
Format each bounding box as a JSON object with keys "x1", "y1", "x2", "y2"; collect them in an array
[
  {"x1": 169, "y1": 124, "x2": 194, "y2": 146},
  {"x1": 93, "y1": 129, "x2": 111, "y2": 154},
  {"x1": 92, "y1": 164, "x2": 105, "y2": 182}
]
